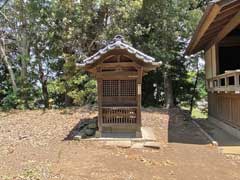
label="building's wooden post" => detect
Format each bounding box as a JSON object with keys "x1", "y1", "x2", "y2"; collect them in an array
[
  {"x1": 224, "y1": 77, "x2": 227, "y2": 93},
  {"x1": 136, "y1": 67, "x2": 143, "y2": 135},
  {"x1": 235, "y1": 73, "x2": 239, "y2": 86},
  {"x1": 229, "y1": 96, "x2": 232, "y2": 122},
  {"x1": 234, "y1": 73, "x2": 239, "y2": 94},
  {"x1": 97, "y1": 78, "x2": 103, "y2": 134}
]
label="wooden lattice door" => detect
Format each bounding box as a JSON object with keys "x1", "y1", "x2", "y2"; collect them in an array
[
  {"x1": 101, "y1": 79, "x2": 138, "y2": 124},
  {"x1": 102, "y1": 80, "x2": 136, "y2": 97}
]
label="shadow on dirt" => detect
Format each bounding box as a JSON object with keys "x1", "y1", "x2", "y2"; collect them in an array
[
  {"x1": 64, "y1": 117, "x2": 98, "y2": 140},
  {"x1": 195, "y1": 118, "x2": 240, "y2": 146},
  {"x1": 168, "y1": 109, "x2": 209, "y2": 145},
  {"x1": 64, "y1": 107, "x2": 211, "y2": 145}
]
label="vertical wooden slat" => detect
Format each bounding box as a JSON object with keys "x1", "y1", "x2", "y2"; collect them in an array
[
  {"x1": 102, "y1": 107, "x2": 138, "y2": 125},
  {"x1": 97, "y1": 78, "x2": 103, "y2": 132},
  {"x1": 136, "y1": 67, "x2": 143, "y2": 129},
  {"x1": 209, "y1": 92, "x2": 240, "y2": 128},
  {"x1": 127, "y1": 109, "x2": 129, "y2": 124}
]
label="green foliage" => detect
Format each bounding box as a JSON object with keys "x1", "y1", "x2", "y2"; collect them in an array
[
  {"x1": 1, "y1": 92, "x2": 18, "y2": 110},
  {"x1": 186, "y1": 70, "x2": 207, "y2": 100},
  {"x1": 48, "y1": 73, "x2": 97, "y2": 107},
  {"x1": 68, "y1": 79, "x2": 97, "y2": 105},
  {"x1": 0, "y1": 0, "x2": 207, "y2": 110},
  {"x1": 129, "y1": 0, "x2": 206, "y2": 107},
  {"x1": 191, "y1": 107, "x2": 207, "y2": 119}
]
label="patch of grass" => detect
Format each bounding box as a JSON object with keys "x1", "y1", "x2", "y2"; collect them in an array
[
  {"x1": 191, "y1": 108, "x2": 207, "y2": 119},
  {"x1": 180, "y1": 105, "x2": 207, "y2": 119},
  {"x1": 1, "y1": 168, "x2": 43, "y2": 180}
]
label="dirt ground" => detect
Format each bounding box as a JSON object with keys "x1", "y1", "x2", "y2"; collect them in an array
[{"x1": 0, "y1": 107, "x2": 240, "y2": 180}]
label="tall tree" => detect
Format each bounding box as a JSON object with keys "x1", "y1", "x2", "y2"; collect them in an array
[
  {"x1": 130, "y1": 0, "x2": 203, "y2": 108},
  {"x1": 0, "y1": 0, "x2": 205, "y2": 110},
  {"x1": 0, "y1": 37, "x2": 17, "y2": 93}
]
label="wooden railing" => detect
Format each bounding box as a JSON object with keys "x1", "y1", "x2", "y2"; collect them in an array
[
  {"x1": 102, "y1": 106, "x2": 137, "y2": 124},
  {"x1": 207, "y1": 70, "x2": 240, "y2": 93}
]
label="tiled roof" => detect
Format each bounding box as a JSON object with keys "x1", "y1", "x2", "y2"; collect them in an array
[{"x1": 77, "y1": 35, "x2": 160, "y2": 67}]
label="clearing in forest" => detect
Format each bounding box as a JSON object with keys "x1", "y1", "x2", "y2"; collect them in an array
[{"x1": 0, "y1": 107, "x2": 240, "y2": 180}]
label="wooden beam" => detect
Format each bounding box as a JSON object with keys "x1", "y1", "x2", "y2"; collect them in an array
[
  {"x1": 123, "y1": 55, "x2": 142, "y2": 68},
  {"x1": 122, "y1": 55, "x2": 133, "y2": 62},
  {"x1": 117, "y1": 55, "x2": 120, "y2": 62},
  {"x1": 186, "y1": 1, "x2": 240, "y2": 55},
  {"x1": 84, "y1": 55, "x2": 116, "y2": 70},
  {"x1": 218, "y1": 0, "x2": 240, "y2": 10},
  {"x1": 197, "y1": 14, "x2": 237, "y2": 45},
  {"x1": 123, "y1": 54, "x2": 159, "y2": 71},
  {"x1": 207, "y1": 16, "x2": 233, "y2": 32},
  {"x1": 198, "y1": 28, "x2": 225, "y2": 45},
  {"x1": 101, "y1": 55, "x2": 116, "y2": 63},
  {"x1": 214, "y1": 10, "x2": 237, "y2": 24},
  {"x1": 186, "y1": 4, "x2": 221, "y2": 55},
  {"x1": 96, "y1": 71, "x2": 138, "y2": 78},
  {"x1": 97, "y1": 62, "x2": 136, "y2": 68},
  {"x1": 219, "y1": 36, "x2": 240, "y2": 47},
  {"x1": 206, "y1": 10, "x2": 240, "y2": 50},
  {"x1": 203, "y1": 29, "x2": 223, "y2": 40},
  {"x1": 218, "y1": 1, "x2": 240, "y2": 16},
  {"x1": 198, "y1": 18, "x2": 240, "y2": 45}
]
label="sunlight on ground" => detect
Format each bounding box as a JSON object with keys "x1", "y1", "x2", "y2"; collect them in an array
[
  {"x1": 191, "y1": 108, "x2": 207, "y2": 119},
  {"x1": 181, "y1": 105, "x2": 207, "y2": 119}
]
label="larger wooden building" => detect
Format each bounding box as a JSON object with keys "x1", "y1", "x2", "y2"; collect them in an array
[
  {"x1": 77, "y1": 36, "x2": 160, "y2": 137},
  {"x1": 186, "y1": 0, "x2": 240, "y2": 138}
]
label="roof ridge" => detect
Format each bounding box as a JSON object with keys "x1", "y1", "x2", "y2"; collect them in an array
[{"x1": 79, "y1": 35, "x2": 159, "y2": 66}]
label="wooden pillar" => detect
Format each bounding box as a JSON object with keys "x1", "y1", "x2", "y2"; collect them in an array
[
  {"x1": 97, "y1": 78, "x2": 103, "y2": 133},
  {"x1": 136, "y1": 67, "x2": 143, "y2": 130},
  {"x1": 235, "y1": 73, "x2": 239, "y2": 86},
  {"x1": 225, "y1": 77, "x2": 227, "y2": 93},
  {"x1": 234, "y1": 73, "x2": 240, "y2": 94}
]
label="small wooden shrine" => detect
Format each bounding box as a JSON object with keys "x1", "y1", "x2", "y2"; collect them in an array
[{"x1": 77, "y1": 35, "x2": 160, "y2": 136}]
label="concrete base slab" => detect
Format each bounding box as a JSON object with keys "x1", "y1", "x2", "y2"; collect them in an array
[
  {"x1": 73, "y1": 126, "x2": 159, "y2": 149},
  {"x1": 209, "y1": 116, "x2": 240, "y2": 140},
  {"x1": 144, "y1": 142, "x2": 161, "y2": 149},
  {"x1": 105, "y1": 141, "x2": 161, "y2": 149},
  {"x1": 197, "y1": 119, "x2": 240, "y2": 146},
  {"x1": 131, "y1": 143, "x2": 144, "y2": 149},
  {"x1": 192, "y1": 120, "x2": 218, "y2": 146},
  {"x1": 105, "y1": 141, "x2": 132, "y2": 148},
  {"x1": 196, "y1": 118, "x2": 240, "y2": 154},
  {"x1": 141, "y1": 127, "x2": 156, "y2": 141},
  {"x1": 102, "y1": 132, "x2": 136, "y2": 138},
  {"x1": 219, "y1": 146, "x2": 240, "y2": 155},
  {"x1": 95, "y1": 131, "x2": 101, "y2": 138},
  {"x1": 74, "y1": 126, "x2": 156, "y2": 142}
]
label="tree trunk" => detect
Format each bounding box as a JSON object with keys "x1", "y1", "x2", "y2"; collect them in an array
[
  {"x1": 42, "y1": 80, "x2": 49, "y2": 109},
  {"x1": 18, "y1": 4, "x2": 30, "y2": 108},
  {"x1": 62, "y1": 53, "x2": 74, "y2": 107},
  {"x1": 190, "y1": 62, "x2": 200, "y2": 115},
  {"x1": 18, "y1": 32, "x2": 30, "y2": 108},
  {"x1": 64, "y1": 94, "x2": 73, "y2": 107},
  {"x1": 0, "y1": 44, "x2": 17, "y2": 93},
  {"x1": 64, "y1": 81, "x2": 73, "y2": 107},
  {"x1": 39, "y1": 62, "x2": 49, "y2": 109},
  {"x1": 164, "y1": 71, "x2": 174, "y2": 109}
]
